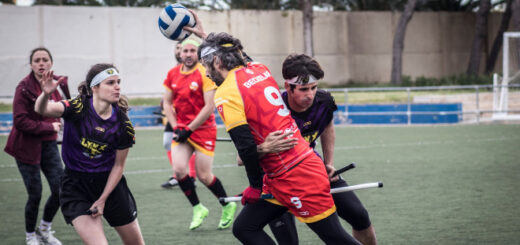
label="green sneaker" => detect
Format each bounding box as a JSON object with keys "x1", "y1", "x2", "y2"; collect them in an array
[
  {"x1": 218, "y1": 202, "x2": 237, "y2": 230},
  {"x1": 189, "y1": 204, "x2": 209, "y2": 230}
]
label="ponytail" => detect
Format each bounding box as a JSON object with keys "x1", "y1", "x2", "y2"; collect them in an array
[
  {"x1": 77, "y1": 81, "x2": 92, "y2": 97},
  {"x1": 118, "y1": 94, "x2": 129, "y2": 114}
]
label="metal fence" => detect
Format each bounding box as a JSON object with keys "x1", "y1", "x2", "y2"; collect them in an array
[
  {"x1": 1, "y1": 84, "x2": 519, "y2": 134},
  {"x1": 325, "y1": 84, "x2": 520, "y2": 124}
]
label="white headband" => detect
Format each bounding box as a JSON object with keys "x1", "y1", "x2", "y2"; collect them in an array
[
  {"x1": 286, "y1": 75, "x2": 318, "y2": 85},
  {"x1": 200, "y1": 46, "x2": 218, "y2": 59},
  {"x1": 90, "y1": 68, "x2": 119, "y2": 87}
]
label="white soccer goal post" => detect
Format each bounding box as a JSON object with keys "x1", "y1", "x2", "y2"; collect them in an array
[{"x1": 493, "y1": 32, "x2": 520, "y2": 119}]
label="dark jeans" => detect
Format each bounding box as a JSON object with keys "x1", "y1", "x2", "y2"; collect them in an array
[{"x1": 16, "y1": 140, "x2": 64, "y2": 232}]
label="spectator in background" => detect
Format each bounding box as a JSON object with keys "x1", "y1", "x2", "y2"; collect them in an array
[{"x1": 4, "y1": 47, "x2": 67, "y2": 245}]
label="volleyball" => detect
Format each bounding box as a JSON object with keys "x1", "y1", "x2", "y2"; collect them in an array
[{"x1": 158, "y1": 3, "x2": 196, "y2": 41}]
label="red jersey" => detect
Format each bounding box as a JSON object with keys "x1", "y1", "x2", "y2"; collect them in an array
[
  {"x1": 214, "y1": 62, "x2": 313, "y2": 177},
  {"x1": 163, "y1": 63, "x2": 216, "y2": 129}
]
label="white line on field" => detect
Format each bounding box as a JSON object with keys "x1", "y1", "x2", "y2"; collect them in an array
[
  {"x1": 123, "y1": 164, "x2": 238, "y2": 175},
  {"x1": 0, "y1": 164, "x2": 240, "y2": 182},
  {"x1": 1, "y1": 136, "x2": 518, "y2": 182},
  {"x1": 334, "y1": 136, "x2": 519, "y2": 151}
]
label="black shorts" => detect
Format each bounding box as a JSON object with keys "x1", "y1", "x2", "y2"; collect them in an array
[
  {"x1": 60, "y1": 169, "x2": 138, "y2": 227},
  {"x1": 331, "y1": 177, "x2": 372, "y2": 230}
]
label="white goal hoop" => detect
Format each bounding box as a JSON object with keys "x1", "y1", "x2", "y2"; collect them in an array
[{"x1": 493, "y1": 32, "x2": 520, "y2": 120}]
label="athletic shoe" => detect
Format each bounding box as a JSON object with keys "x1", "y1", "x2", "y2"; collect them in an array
[
  {"x1": 36, "y1": 228, "x2": 62, "y2": 245},
  {"x1": 26, "y1": 236, "x2": 40, "y2": 245},
  {"x1": 218, "y1": 202, "x2": 237, "y2": 230},
  {"x1": 161, "y1": 177, "x2": 179, "y2": 188},
  {"x1": 189, "y1": 204, "x2": 209, "y2": 230}
]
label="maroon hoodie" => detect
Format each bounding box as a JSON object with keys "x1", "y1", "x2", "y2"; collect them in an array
[{"x1": 4, "y1": 72, "x2": 68, "y2": 164}]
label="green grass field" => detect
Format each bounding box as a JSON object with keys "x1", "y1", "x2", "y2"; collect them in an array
[{"x1": 1, "y1": 125, "x2": 519, "y2": 244}]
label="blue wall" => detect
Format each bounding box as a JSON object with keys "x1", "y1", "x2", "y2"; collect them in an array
[
  {"x1": 334, "y1": 103, "x2": 462, "y2": 124},
  {"x1": 0, "y1": 103, "x2": 462, "y2": 134},
  {"x1": 0, "y1": 113, "x2": 12, "y2": 134}
]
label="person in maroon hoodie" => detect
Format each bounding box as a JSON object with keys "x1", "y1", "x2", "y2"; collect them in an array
[{"x1": 4, "y1": 47, "x2": 69, "y2": 245}]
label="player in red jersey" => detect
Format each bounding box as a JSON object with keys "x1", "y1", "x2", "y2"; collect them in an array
[
  {"x1": 160, "y1": 43, "x2": 197, "y2": 189},
  {"x1": 162, "y1": 39, "x2": 236, "y2": 230},
  {"x1": 186, "y1": 16, "x2": 359, "y2": 243}
]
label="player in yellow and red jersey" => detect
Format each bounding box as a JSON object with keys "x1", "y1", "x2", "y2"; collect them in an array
[
  {"x1": 191, "y1": 27, "x2": 360, "y2": 243},
  {"x1": 162, "y1": 39, "x2": 236, "y2": 231}
]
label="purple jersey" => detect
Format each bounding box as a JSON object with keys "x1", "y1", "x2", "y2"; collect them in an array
[
  {"x1": 60, "y1": 95, "x2": 135, "y2": 172},
  {"x1": 282, "y1": 89, "x2": 337, "y2": 149}
]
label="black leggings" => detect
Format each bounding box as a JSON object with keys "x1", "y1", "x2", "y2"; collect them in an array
[
  {"x1": 269, "y1": 212, "x2": 298, "y2": 245},
  {"x1": 233, "y1": 200, "x2": 359, "y2": 245},
  {"x1": 331, "y1": 178, "x2": 372, "y2": 230},
  {"x1": 16, "y1": 141, "x2": 63, "y2": 232}
]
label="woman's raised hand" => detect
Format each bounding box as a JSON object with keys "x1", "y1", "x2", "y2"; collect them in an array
[{"x1": 39, "y1": 70, "x2": 62, "y2": 95}]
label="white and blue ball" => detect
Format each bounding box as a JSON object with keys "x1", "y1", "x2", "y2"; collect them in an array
[{"x1": 158, "y1": 3, "x2": 196, "y2": 41}]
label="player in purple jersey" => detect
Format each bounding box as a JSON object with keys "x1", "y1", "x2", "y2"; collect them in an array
[
  {"x1": 34, "y1": 64, "x2": 145, "y2": 245},
  {"x1": 259, "y1": 54, "x2": 377, "y2": 245}
]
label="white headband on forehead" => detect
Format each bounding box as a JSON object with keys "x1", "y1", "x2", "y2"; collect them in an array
[
  {"x1": 286, "y1": 75, "x2": 318, "y2": 85},
  {"x1": 90, "y1": 68, "x2": 119, "y2": 87},
  {"x1": 200, "y1": 46, "x2": 218, "y2": 59}
]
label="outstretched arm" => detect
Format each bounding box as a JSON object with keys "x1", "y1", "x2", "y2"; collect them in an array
[
  {"x1": 34, "y1": 70, "x2": 65, "y2": 118},
  {"x1": 184, "y1": 10, "x2": 208, "y2": 39}
]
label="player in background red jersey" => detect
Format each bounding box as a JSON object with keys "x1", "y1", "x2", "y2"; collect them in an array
[{"x1": 162, "y1": 39, "x2": 236, "y2": 230}]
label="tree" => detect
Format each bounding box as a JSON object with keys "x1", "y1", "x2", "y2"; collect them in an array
[
  {"x1": 467, "y1": 0, "x2": 491, "y2": 75},
  {"x1": 345, "y1": 0, "x2": 406, "y2": 10},
  {"x1": 301, "y1": 0, "x2": 314, "y2": 56},
  {"x1": 226, "y1": 0, "x2": 282, "y2": 9},
  {"x1": 418, "y1": 0, "x2": 476, "y2": 11},
  {"x1": 391, "y1": 0, "x2": 417, "y2": 85},
  {"x1": 511, "y1": 0, "x2": 520, "y2": 70},
  {"x1": 486, "y1": 0, "x2": 513, "y2": 73}
]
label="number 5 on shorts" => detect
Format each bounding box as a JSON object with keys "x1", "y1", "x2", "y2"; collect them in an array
[{"x1": 290, "y1": 197, "x2": 302, "y2": 209}]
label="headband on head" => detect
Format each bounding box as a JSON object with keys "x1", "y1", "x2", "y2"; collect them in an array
[
  {"x1": 181, "y1": 39, "x2": 200, "y2": 48},
  {"x1": 91, "y1": 68, "x2": 119, "y2": 87},
  {"x1": 286, "y1": 75, "x2": 318, "y2": 85},
  {"x1": 200, "y1": 46, "x2": 218, "y2": 59}
]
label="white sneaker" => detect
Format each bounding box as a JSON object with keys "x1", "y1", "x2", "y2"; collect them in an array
[
  {"x1": 161, "y1": 177, "x2": 179, "y2": 188},
  {"x1": 36, "y1": 228, "x2": 62, "y2": 245},
  {"x1": 26, "y1": 236, "x2": 40, "y2": 245}
]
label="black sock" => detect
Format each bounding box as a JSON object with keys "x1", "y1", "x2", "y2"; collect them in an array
[
  {"x1": 178, "y1": 175, "x2": 199, "y2": 206},
  {"x1": 206, "y1": 176, "x2": 228, "y2": 205}
]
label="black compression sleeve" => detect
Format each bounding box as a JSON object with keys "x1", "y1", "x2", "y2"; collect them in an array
[{"x1": 229, "y1": 124, "x2": 263, "y2": 188}]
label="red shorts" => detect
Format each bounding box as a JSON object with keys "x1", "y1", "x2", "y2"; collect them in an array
[
  {"x1": 172, "y1": 126, "x2": 216, "y2": 156},
  {"x1": 263, "y1": 153, "x2": 336, "y2": 223}
]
